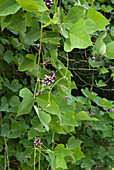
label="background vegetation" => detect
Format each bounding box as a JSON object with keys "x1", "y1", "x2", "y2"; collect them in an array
[{"x1": 0, "y1": 0, "x2": 114, "y2": 169}]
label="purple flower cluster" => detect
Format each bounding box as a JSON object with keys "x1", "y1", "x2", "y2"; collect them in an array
[
  {"x1": 43, "y1": 0, "x2": 54, "y2": 9},
  {"x1": 108, "y1": 108, "x2": 114, "y2": 112},
  {"x1": 44, "y1": 60, "x2": 50, "y2": 67},
  {"x1": 34, "y1": 137, "x2": 42, "y2": 147},
  {"x1": 90, "y1": 112, "x2": 95, "y2": 116},
  {"x1": 43, "y1": 71, "x2": 56, "y2": 86},
  {"x1": 36, "y1": 90, "x2": 42, "y2": 96}
]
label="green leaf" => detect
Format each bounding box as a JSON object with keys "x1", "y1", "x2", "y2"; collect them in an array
[
  {"x1": 54, "y1": 144, "x2": 73, "y2": 157},
  {"x1": 67, "y1": 136, "x2": 82, "y2": 150},
  {"x1": 0, "y1": 96, "x2": 8, "y2": 112},
  {"x1": 52, "y1": 12, "x2": 58, "y2": 24},
  {"x1": 106, "y1": 41, "x2": 114, "y2": 58},
  {"x1": 0, "y1": 0, "x2": 21, "y2": 16},
  {"x1": 80, "y1": 0, "x2": 85, "y2": 5},
  {"x1": 64, "y1": 19, "x2": 92, "y2": 52},
  {"x1": 19, "y1": 139, "x2": 31, "y2": 148},
  {"x1": 75, "y1": 111, "x2": 98, "y2": 121},
  {"x1": 87, "y1": 7, "x2": 109, "y2": 30},
  {"x1": 10, "y1": 11, "x2": 26, "y2": 32},
  {"x1": 81, "y1": 157, "x2": 96, "y2": 169},
  {"x1": 36, "y1": 93, "x2": 61, "y2": 115},
  {"x1": 102, "y1": 125, "x2": 112, "y2": 138},
  {"x1": 28, "y1": 127, "x2": 40, "y2": 140},
  {"x1": 101, "y1": 5, "x2": 113, "y2": 13},
  {"x1": 39, "y1": 12, "x2": 50, "y2": 24},
  {"x1": 46, "y1": 149, "x2": 56, "y2": 170},
  {"x1": 34, "y1": 106, "x2": 51, "y2": 131},
  {"x1": 0, "y1": 44, "x2": 4, "y2": 54},
  {"x1": 96, "y1": 80, "x2": 107, "y2": 87},
  {"x1": 9, "y1": 95, "x2": 20, "y2": 107},
  {"x1": 100, "y1": 98, "x2": 113, "y2": 109},
  {"x1": 3, "y1": 78, "x2": 22, "y2": 92},
  {"x1": 100, "y1": 67, "x2": 109, "y2": 74},
  {"x1": 18, "y1": 54, "x2": 36, "y2": 72},
  {"x1": 0, "y1": 0, "x2": 6, "y2": 6},
  {"x1": 4, "y1": 50, "x2": 14, "y2": 64},
  {"x1": 89, "y1": 57, "x2": 99, "y2": 68},
  {"x1": 17, "y1": 88, "x2": 34, "y2": 116},
  {"x1": 18, "y1": 58, "x2": 35, "y2": 71},
  {"x1": 25, "y1": 12, "x2": 31, "y2": 27},
  {"x1": 59, "y1": 99, "x2": 75, "y2": 113},
  {"x1": 65, "y1": 5, "x2": 86, "y2": 29},
  {"x1": 16, "y1": 152, "x2": 28, "y2": 164},
  {"x1": 107, "y1": 147, "x2": 114, "y2": 160},
  {"x1": 98, "y1": 146, "x2": 106, "y2": 159},
  {"x1": 61, "y1": 111, "x2": 78, "y2": 126},
  {"x1": 93, "y1": 97, "x2": 113, "y2": 109},
  {"x1": 16, "y1": 0, "x2": 40, "y2": 14},
  {"x1": 26, "y1": 20, "x2": 40, "y2": 42},
  {"x1": 49, "y1": 117, "x2": 66, "y2": 134},
  {"x1": 85, "y1": 17, "x2": 98, "y2": 34},
  {"x1": 0, "y1": 76, "x2": 3, "y2": 90},
  {"x1": 58, "y1": 7, "x2": 69, "y2": 38},
  {"x1": 8, "y1": 95, "x2": 20, "y2": 113},
  {"x1": 110, "y1": 26, "x2": 114, "y2": 36},
  {"x1": 10, "y1": 122, "x2": 22, "y2": 138},
  {"x1": 34, "y1": 0, "x2": 48, "y2": 12},
  {"x1": 55, "y1": 153, "x2": 68, "y2": 169},
  {"x1": 73, "y1": 146, "x2": 85, "y2": 162},
  {"x1": 42, "y1": 37, "x2": 61, "y2": 45},
  {"x1": 1, "y1": 123, "x2": 10, "y2": 137},
  {"x1": 81, "y1": 88, "x2": 97, "y2": 99},
  {"x1": 1, "y1": 16, "x2": 12, "y2": 31},
  {"x1": 31, "y1": 116, "x2": 46, "y2": 133},
  {"x1": 96, "y1": 32, "x2": 107, "y2": 55},
  {"x1": 109, "y1": 111, "x2": 114, "y2": 119}
]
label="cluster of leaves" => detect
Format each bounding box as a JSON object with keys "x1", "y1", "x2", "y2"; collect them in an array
[{"x1": 0, "y1": 0, "x2": 114, "y2": 169}]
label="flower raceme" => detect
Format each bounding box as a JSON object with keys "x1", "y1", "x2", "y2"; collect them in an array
[
  {"x1": 36, "y1": 90, "x2": 42, "y2": 96},
  {"x1": 44, "y1": 60, "x2": 50, "y2": 67},
  {"x1": 43, "y1": 71, "x2": 56, "y2": 87},
  {"x1": 43, "y1": 0, "x2": 54, "y2": 9},
  {"x1": 90, "y1": 112, "x2": 95, "y2": 116},
  {"x1": 34, "y1": 137, "x2": 43, "y2": 147}
]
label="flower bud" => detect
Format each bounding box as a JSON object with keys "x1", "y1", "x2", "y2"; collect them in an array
[
  {"x1": 92, "y1": 56, "x2": 96, "y2": 60},
  {"x1": 90, "y1": 112, "x2": 95, "y2": 116}
]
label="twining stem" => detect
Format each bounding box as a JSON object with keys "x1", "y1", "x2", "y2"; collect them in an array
[
  {"x1": 34, "y1": 146, "x2": 36, "y2": 170},
  {"x1": 48, "y1": 53, "x2": 69, "y2": 104},
  {"x1": 51, "y1": 132, "x2": 55, "y2": 150},
  {"x1": 4, "y1": 137, "x2": 10, "y2": 169},
  {"x1": 36, "y1": 147, "x2": 46, "y2": 158},
  {"x1": 91, "y1": 0, "x2": 95, "y2": 8},
  {"x1": 90, "y1": 71, "x2": 94, "y2": 92},
  {"x1": 34, "y1": 22, "x2": 43, "y2": 98},
  {"x1": 37, "y1": 22, "x2": 43, "y2": 80},
  {"x1": 38, "y1": 145, "x2": 41, "y2": 170},
  {"x1": 34, "y1": 78, "x2": 39, "y2": 98},
  {"x1": 0, "y1": 113, "x2": 10, "y2": 170}
]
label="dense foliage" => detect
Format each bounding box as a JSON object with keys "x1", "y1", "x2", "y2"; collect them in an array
[{"x1": 0, "y1": 0, "x2": 114, "y2": 169}]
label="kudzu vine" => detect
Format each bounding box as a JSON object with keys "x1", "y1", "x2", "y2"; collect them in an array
[{"x1": 0, "y1": 0, "x2": 113, "y2": 169}]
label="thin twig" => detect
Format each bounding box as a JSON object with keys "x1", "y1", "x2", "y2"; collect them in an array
[
  {"x1": 4, "y1": 137, "x2": 10, "y2": 169},
  {"x1": 73, "y1": 70, "x2": 114, "y2": 91}
]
